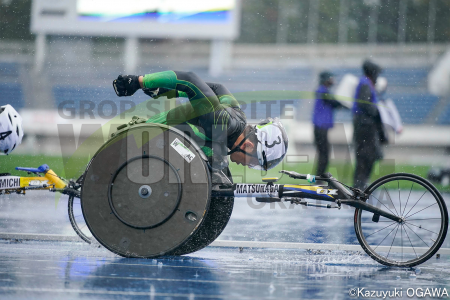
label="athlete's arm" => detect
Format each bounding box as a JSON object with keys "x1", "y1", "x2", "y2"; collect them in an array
[
  {"x1": 206, "y1": 82, "x2": 240, "y2": 108},
  {"x1": 149, "y1": 83, "x2": 238, "y2": 105},
  {"x1": 140, "y1": 75, "x2": 239, "y2": 108},
  {"x1": 142, "y1": 71, "x2": 221, "y2": 115}
]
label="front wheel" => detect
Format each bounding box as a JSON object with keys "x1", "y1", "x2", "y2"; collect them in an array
[
  {"x1": 354, "y1": 173, "x2": 448, "y2": 267},
  {"x1": 68, "y1": 195, "x2": 92, "y2": 244}
]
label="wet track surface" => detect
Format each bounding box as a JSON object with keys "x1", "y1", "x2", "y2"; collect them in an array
[
  {"x1": 0, "y1": 191, "x2": 449, "y2": 299},
  {"x1": 0, "y1": 241, "x2": 449, "y2": 299}
]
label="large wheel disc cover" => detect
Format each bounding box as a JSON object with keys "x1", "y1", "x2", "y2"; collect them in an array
[{"x1": 81, "y1": 124, "x2": 211, "y2": 257}]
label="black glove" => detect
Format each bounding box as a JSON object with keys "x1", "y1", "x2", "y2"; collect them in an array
[
  {"x1": 142, "y1": 88, "x2": 160, "y2": 98},
  {"x1": 142, "y1": 87, "x2": 178, "y2": 99},
  {"x1": 113, "y1": 75, "x2": 141, "y2": 97}
]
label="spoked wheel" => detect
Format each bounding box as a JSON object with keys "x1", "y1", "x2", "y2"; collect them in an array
[
  {"x1": 68, "y1": 195, "x2": 93, "y2": 244},
  {"x1": 354, "y1": 173, "x2": 448, "y2": 267}
]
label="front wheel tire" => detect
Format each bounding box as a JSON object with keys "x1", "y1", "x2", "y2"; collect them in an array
[{"x1": 354, "y1": 173, "x2": 448, "y2": 267}]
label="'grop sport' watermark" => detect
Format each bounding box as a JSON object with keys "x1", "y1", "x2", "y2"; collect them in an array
[{"x1": 349, "y1": 287, "x2": 449, "y2": 298}]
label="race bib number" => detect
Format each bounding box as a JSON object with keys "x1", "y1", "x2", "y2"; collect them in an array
[
  {"x1": 171, "y1": 138, "x2": 196, "y2": 163},
  {"x1": 0, "y1": 176, "x2": 21, "y2": 190},
  {"x1": 234, "y1": 184, "x2": 281, "y2": 198}
]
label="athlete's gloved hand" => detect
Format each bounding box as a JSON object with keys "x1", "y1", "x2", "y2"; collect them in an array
[
  {"x1": 113, "y1": 75, "x2": 141, "y2": 97},
  {"x1": 142, "y1": 87, "x2": 178, "y2": 99}
]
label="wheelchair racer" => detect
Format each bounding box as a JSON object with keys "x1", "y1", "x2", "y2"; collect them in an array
[
  {"x1": 0, "y1": 104, "x2": 24, "y2": 155},
  {"x1": 113, "y1": 71, "x2": 288, "y2": 171}
]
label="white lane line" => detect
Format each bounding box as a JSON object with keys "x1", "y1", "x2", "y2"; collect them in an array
[
  {"x1": 0, "y1": 233, "x2": 82, "y2": 242},
  {"x1": 1, "y1": 233, "x2": 449, "y2": 255},
  {"x1": 209, "y1": 240, "x2": 450, "y2": 254}
]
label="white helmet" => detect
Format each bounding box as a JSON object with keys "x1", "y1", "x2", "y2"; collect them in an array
[
  {"x1": 251, "y1": 118, "x2": 289, "y2": 171},
  {"x1": 0, "y1": 104, "x2": 24, "y2": 155}
]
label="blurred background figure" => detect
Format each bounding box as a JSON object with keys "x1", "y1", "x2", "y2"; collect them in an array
[
  {"x1": 375, "y1": 76, "x2": 403, "y2": 135},
  {"x1": 352, "y1": 60, "x2": 386, "y2": 190},
  {"x1": 312, "y1": 71, "x2": 347, "y2": 176}
]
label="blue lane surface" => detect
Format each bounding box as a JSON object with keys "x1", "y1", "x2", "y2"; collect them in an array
[{"x1": 0, "y1": 240, "x2": 449, "y2": 300}]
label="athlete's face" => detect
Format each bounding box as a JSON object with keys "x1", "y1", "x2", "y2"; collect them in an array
[{"x1": 229, "y1": 140, "x2": 259, "y2": 167}]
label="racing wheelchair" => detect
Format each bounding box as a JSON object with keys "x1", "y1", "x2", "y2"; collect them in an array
[{"x1": 1, "y1": 123, "x2": 448, "y2": 267}]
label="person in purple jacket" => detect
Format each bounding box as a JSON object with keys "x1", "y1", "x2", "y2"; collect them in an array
[
  {"x1": 312, "y1": 71, "x2": 347, "y2": 176},
  {"x1": 352, "y1": 60, "x2": 387, "y2": 190}
]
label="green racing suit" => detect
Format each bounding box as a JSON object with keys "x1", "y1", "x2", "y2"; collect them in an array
[{"x1": 143, "y1": 70, "x2": 247, "y2": 170}]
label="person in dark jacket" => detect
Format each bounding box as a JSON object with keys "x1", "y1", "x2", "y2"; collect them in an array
[
  {"x1": 352, "y1": 60, "x2": 386, "y2": 190},
  {"x1": 312, "y1": 71, "x2": 347, "y2": 176}
]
